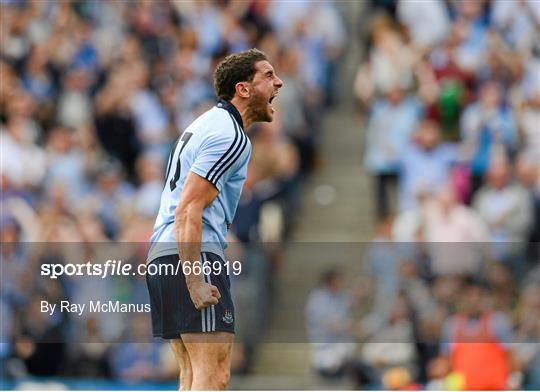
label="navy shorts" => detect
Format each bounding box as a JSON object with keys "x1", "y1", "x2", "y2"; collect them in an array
[{"x1": 146, "y1": 252, "x2": 235, "y2": 339}]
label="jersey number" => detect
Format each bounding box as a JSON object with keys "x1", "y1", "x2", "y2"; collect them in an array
[{"x1": 166, "y1": 132, "x2": 193, "y2": 191}]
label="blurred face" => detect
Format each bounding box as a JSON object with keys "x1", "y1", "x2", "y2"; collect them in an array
[
  {"x1": 377, "y1": 216, "x2": 394, "y2": 237},
  {"x1": 438, "y1": 185, "x2": 457, "y2": 210},
  {"x1": 0, "y1": 224, "x2": 19, "y2": 243},
  {"x1": 77, "y1": 213, "x2": 105, "y2": 241},
  {"x1": 130, "y1": 61, "x2": 149, "y2": 89},
  {"x1": 245, "y1": 60, "x2": 283, "y2": 122},
  {"x1": 416, "y1": 120, "x2": 441, "y2": 150},
  {"x1": 137, "y1": 157, "x2": 162, "y2": 183},
  {"x1": 516, "y1": 157, "x2": 538, "y2": 188},
  {"x1": 480, "y1": 83, "x2": 501, "y2": 109},
  {"x1": 27, "y1": 44, "x2": 48, "y2": 73},
  {"x1": 522, "y1": 284, "x2": 540, "y2": 308},
  {"x1": 98, "y1": 171, "x2": 120, "y2": 193},
  {"x1": 280, "y1": 48, "x2": 299, "y2": 75},
  {"x1": 131, "y1": 314, "x2": 150, "y2": 339},
  {"x1": 462, "y1": 286, "x2": 484, "y2": 315},
  {"x1": 531, "y1": 92, "x2": 540, "y2": 108},
  {"x1": 459, "y1": 0, "x2": 483, "y2": 19},
  {"x1": 327, "y1": 273, "x2": 345, "y2": 292},
  {"x1": 48, "y1": 127, "x2": 73, "y2": 153},
  {"x1": 428, "y1": 357, "x2": 451, "y2": 380},
  {"x1": 7, "y1": 89, "x2": 35, "y2": 118},
  {"x1": 390, "y1": 299, "x2": 409, "y2": 322},
  {"x1": 387, "y1": 87, "x2": 404, "y2": 105},
  {"x1": 488, "y1": 160, "x2": 510, "y2": 189},
  {"x1": 486, "y1": 262, "x2": 510, "y2": 286}
]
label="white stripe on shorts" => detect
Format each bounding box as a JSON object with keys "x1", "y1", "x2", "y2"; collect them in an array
[
  {"x1": 202, "y1": 253, "x2": 216, "y2": 332},
  {"x1": 201, "y1": 307, "x2": 206, "y2": 332}
]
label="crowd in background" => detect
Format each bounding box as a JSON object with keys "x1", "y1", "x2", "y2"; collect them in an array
[
  {"x1": 305, "y1": 0, "x2": 539, "y2": 389},
  {"x1": 2, "y1": 0, "x2": 540, "y2": 390},
  {"x1": 0, "y1": 0, "x2": 345, "y2": 384}
]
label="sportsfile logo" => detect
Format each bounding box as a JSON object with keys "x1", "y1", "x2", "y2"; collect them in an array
[
  {"x1": 40, "y1": 260, "x2": 182, "y2": 279},
  {"x1": 40, "y1": 259, "x2": 243, "y2": 279}
]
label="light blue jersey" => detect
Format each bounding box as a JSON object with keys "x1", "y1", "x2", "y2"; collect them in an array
[{"x1": 148, "y1": 100, "x2": 251, "y2": 262}]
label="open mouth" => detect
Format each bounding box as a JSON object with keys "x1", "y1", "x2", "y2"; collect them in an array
[{"x1": 268, "y1": 93, "x2": 278, "y2": 113}]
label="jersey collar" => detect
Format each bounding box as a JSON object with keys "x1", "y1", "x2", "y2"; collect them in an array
[{"x1": 216, "y1": 99, "x2": 244, "y2": 130}]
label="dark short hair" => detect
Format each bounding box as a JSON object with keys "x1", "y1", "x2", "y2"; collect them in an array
[
  {"x1": 213, "y1": 48, "x2": 268, "y2": 101},
  {"x1": 463, "y1": 276, "x2": 487, "y2": 291},
  {"x1": 321, "y1": 267, "x2": 342, "y2": 286}
]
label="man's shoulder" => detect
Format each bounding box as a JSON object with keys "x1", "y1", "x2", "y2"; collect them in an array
[{"x1": 188, "y1": 105, "x2": 238, "y2": 138}]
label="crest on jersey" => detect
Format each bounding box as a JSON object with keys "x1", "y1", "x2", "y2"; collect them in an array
[{"x1": 222, "y1": 309, "x2": 234, "y2": 324}]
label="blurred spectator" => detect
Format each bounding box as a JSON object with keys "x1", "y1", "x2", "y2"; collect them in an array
[
  {"x1": 56, "y1": 68, "x2": 92, "y2": 130},
  {"x1": 13, "y1": 293, "x2": 67, "y2": 377},
  {"x1": 305, "y1": 269, "x2": 356, "y2": 379},
  {"x1": 440, "y1": 278, "x2": 513, "y2": 390},
  {"x1": 360, "y1": 298, "x2": 417, "y2": 385},
  {"x1": 447, "y1": 0, "x2": 490, "y2": 74},
  {"x1": 460, "y1": 81, "x2": 517, "y2": 194},
  {"x1": 109, "y1": 315, "x2": 163, "y2": 382},
  {"x1": 20, "y1": 44, "x2": 57, "y2": 106},
  {"x1": 364, "y1": 217, "x2": 414, "y2": 317},
  {"x1": 422, "y1": 186, "x2": 489, "y2": 276},
  {"x1": 68, "y1": 318, "x2": 112, "y2": 378},
  {"x1": 516, "y1": 153, "x2": 540, "y2": 261},
  {"x1": 517, "y1": 88, "x2": 540, "y2": 164},
  {"x1": 363, "y1": 86, "x2": 422, "y2": 218},
  {"x1": 83, "y1": 159, "x2": 135, "y2": 240},
  {"x1": 275, "y1": 46, "x2": 314, "y2": 173},
  {"x1": 1, "y1": 90, "x2": 47, "y2": 189},
  {"x1": 473, "y1": 156, "x2": 533, "y2": 270},
  {"x1": 44, "y1": 125, "x2": 89, "y2": 203},
  {"x1": 366, "y1": 218, "x2": 401, "y2": 306},
  {"x1": 396, "y1": 0, "x2": 450, "y2": 52},
  {"x1": 268, "y1": 2, "x2": 345, "y2": 106},
  {"x1": 127, "y1": 60, "x2": 170, "y2": 148},
  {"x1": 514, "y1": 282, "x2": 540, "y2": 389},
  {"x1": 424, "y1": 41, "x2": 471, "y2": 142},
  {"x1": 233, "y1": 122, "x2": 298, "y2": 243},
  {"x1": 354, "y1": 15, "x2": 415, "y2": 106},
  {"x1": 133, "y1": 153, "x2": 165, "y2": 219},
  {"x1": 398, "y1": 118, "x2": 456, "y2": 211},
  {"x1": 424, "y1": 356, "x2": 451, "y2": 390},
  {"x1": 0, "y1": 297, "x2": 14, "y2": 380},
  {"x1": 491, "y1": 0, "x2": 540, "y2": 54},
  {"x1": 94, "y1": 68, "x2": 142, "y2": 180}
]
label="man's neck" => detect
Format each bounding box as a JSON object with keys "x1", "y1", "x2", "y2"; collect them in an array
[
  {"x1": 217, "y1": 99, "x2": 246, "y2": 130},
  {"x1": 230, "y1": 97, "x2": 254, "y2": 129}
]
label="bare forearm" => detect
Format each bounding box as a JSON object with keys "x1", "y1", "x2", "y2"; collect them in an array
[{"x1": 175, "y1": 208, "x2": 203, "y2": 286}]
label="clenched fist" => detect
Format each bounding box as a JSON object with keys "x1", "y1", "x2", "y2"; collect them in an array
[{"x1": 187, "y1": 280, "x2": 221, "y2": 310}]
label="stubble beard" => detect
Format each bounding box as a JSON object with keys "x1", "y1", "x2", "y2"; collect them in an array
[{"x1": 247, "y1": 90, "x2": 272, "y2": 123}]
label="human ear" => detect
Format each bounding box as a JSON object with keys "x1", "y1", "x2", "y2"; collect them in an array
[{"x1": 235, "y1": 82, "x2": 250, "y2": 98}]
